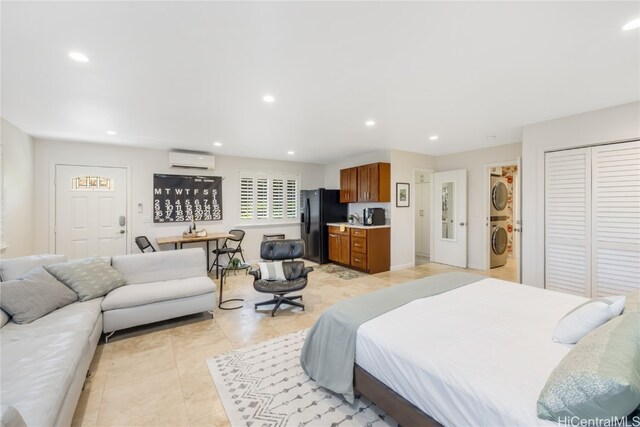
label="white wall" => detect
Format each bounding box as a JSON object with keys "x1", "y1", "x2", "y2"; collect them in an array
[
  {"x1": 435, "y1": 142, "x2": 522, "y2": 270},
  {"x1": 389, "y1": 150, "x2": 436, "y2": 269},
  {"x1": 521, "y1": 101, "x2": 640, "y2": 288},
  {"x1": 33, "y1": 139, "x2": 325, "y2": 261},
  {"x1": 0, "y1": 119, "x2": 35, "y2": 258}
]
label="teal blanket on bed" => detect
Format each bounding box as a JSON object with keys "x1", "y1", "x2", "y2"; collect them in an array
[{"x1": 300, "y1": 272, "x2": 486, "y2": 403}]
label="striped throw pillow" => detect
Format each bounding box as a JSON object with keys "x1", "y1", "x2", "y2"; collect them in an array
[{"x1": 258, "y1": 262, "x2": 286, "y2": 281}]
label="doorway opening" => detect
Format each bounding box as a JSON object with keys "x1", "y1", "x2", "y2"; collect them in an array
[
  {"x1": 485, "y1": 161, "x2": 520, "y2": 282},
  {"x1": 414, "y1": 169, "x2": 432, "y2": 266}
]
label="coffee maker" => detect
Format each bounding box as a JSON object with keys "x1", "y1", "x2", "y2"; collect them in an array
[{"x1": 363, "y1": 208, "x2": 385, "y2": 226}]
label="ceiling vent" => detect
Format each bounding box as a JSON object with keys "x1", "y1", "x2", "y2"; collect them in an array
[{"x1": 168, "y1": 152, "x2": 215, "y2": 170}]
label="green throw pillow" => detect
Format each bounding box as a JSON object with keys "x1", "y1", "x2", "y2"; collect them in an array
[
  {"x1": 45, "y1": 257, "x2": 126, "y2": 301},
  {"x1": 537, "y1": 312, "x2": 640, "y2": 422}
]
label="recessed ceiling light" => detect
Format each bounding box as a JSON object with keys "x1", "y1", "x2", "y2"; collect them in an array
[
  {"x1": 213, "y1": 141, "x2": 222, "y2": 147},
  {"x1": 263, "y1": 94, "x2": 275, "y2": 103},
  {"x1": 429, "y1": 135, "x2": 439, "y2": 140},
  {"x1": 106, "y1": 130, "x2": 117, "y2": 135},
  {"x1": 622, "y1": 18, "x2": 640, "y2": 30},
  {"x1": 68, "y1": 51, "x2": 89, "y2": 62},
  {"x1": 365, "y1": 120, "x2": 376, "y2": 127},
  {"x1": 287, "y1": 151, "x2": 295, "y2": 155}
]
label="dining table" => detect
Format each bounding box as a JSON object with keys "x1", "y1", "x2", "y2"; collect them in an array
[{"x1": 156, "y1": 232, "x2": 234, "y2": 275}]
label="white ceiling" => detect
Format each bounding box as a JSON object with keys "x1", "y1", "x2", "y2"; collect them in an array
[{"x1": 2, "y1": 1, "x2": 639, "y2": 164}]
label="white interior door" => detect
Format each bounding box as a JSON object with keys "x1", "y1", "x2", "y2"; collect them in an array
[
  {"x1": 515, "y1": 157, "x2": 523, "y2": 283},
  {"x1": 545, "y1": 148, "x2": 591, "y2": 296},
  {"x1": 414, "y1": 174, "x2": 431, "y2": 258},
  {"x1": 591, "y1": 141, "x2": 640, "y2": 297},
  {"x1": 415, "y1": 183, "x2": 424, "y2": 255},
  {"x1": 433, "y1": 169, "x2": 467, "y2": 268},
  {"x1": 56, "y1": 165, "x2": 128, "y2": 259}
]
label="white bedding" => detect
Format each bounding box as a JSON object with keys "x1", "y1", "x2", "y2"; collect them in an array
[{"x1": 355, "y1": 278, "x2": 588, "y2": 427}]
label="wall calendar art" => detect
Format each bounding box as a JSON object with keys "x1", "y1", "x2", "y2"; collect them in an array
[{"x1": 153, "y1": 174, "x2": 222, "y2": 223}]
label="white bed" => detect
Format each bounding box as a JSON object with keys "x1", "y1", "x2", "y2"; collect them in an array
[{"x1": 355, "y1": 278, "x2": 588, "y2": 427}]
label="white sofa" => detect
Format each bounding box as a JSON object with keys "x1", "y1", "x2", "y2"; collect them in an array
[{"x1": 0, "y1": 248, "x2": 216, "y2": 427}]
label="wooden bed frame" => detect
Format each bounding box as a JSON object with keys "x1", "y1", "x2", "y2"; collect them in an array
[{"x1": 354, "y1": 364, "x2": 442, "y2": 427}]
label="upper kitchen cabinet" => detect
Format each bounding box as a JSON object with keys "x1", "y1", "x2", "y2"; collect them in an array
[
  {"x1": 357, "y1": 162, "x2": 390, "y2": 202},
  {"x1": 339, "y1": 162, "x2": 390, "y2": 203},
  {"x1": 339, "y1": 167, "x2": 358, "y2": 203}
]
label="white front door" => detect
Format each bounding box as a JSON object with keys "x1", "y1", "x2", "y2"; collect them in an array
[
  {"x1": 433, "y1": 169, "x2": 467, "y2": 268},
  {"x1": 56, "y1": 165, "x2": 128, "y2": 259}
]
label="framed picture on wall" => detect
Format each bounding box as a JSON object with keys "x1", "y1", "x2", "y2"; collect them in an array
[{"x1": 396, "y1": 182, "x2": 410, "y2": 207}]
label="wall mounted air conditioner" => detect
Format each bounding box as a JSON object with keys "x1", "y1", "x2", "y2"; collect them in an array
[{"x1": 168, "y1": 152, "x2": 215, "y2": 170}]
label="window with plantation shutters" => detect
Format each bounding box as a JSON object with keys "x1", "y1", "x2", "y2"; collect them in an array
[
  {"x1": 272, "y1": 179, "x2": 284, "y2": 219},
  {"x1": 238, "y1": 172, "x2": 300, "y2": 224},
  {"x1": 239, "y1": 177, "x2": 254, "y2": 220},
  {"x1": 256, "y1": 177, "x2": 269, "y2": 219},
  {"x1": 286, "y1": 179, "x2": 298, "y2": 219}
]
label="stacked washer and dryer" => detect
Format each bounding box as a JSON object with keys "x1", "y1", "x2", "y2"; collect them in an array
[{"x1": 490, "y1": 175, "x2": 509, "y2": 268}]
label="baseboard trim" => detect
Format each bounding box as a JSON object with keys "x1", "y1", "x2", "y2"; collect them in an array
[
  {"x1": 391, "y1": 262, "x2": 415, "y2": 271},
  {"x1": 468, "y1": 263, "x2": 486, "y2": 271}
]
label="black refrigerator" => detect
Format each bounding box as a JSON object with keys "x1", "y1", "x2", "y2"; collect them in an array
[{"x1": 300, "y1": 189, "x2": 348, "y2": 264}]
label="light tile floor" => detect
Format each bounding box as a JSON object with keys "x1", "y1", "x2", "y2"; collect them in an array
[{"x1": 72, "y1": 260, "x2": 517, "y2": 427}]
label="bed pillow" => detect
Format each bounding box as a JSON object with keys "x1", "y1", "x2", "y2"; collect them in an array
[
  {"x1": 258, "y1": 261, "x2": 286, "y2": 281},
  {"x1": 0, "y1": 266, "x2": 78, "y2": 324},
  {"x1": 45, "y1": 257, "x2": 126, "y2": 301},
  {"x1": 538, "y1": 311, "x2": 640, "y2": 422},
  {"x1": 552, "y1": 296, "x2": 626, "y2": 344}
]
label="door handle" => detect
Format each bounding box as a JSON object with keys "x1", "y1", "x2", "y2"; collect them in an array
[
  {"x1": 115, "y1": 230, "x2": 125, "y2": 235},
  {"x1": 459, "y1": 222, "x2": 466, "y2": 226}
]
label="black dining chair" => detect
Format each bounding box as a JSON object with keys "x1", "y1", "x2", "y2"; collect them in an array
[
  {"x1": 135, "y1": 236, "x2": 156, "y2": 253},
  {"x1": 209, "y1": 229, "x2": 246, "y2": 278}
]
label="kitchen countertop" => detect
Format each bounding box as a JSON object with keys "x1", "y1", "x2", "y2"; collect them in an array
[{"x1": 327, "y1": 222, "x2": 391, "y2": 229}]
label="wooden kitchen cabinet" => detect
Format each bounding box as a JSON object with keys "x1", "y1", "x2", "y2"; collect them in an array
[
  {"x1": 328, "y1": 226, "x2": 351, "y2": 265},
  {"x1": 328, "y1": 225, "x2": 390, "y2": 274},
  {"x1": 339, "y1": 162, "x2": 390, "y2": 203},
  {"x1": 339, "y1": 167, "x2": 358, "y2": 203},
  {"x1": 349, "y1": 227, "x2": 390, "y2": 274}
]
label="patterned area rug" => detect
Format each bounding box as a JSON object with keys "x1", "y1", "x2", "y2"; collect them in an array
[
  {"x1": 314, "y1": 263, "x2": 368, "y2": 280},
  {"x1": 207, "y1": 330, "x2": 397, "y2": 427}
]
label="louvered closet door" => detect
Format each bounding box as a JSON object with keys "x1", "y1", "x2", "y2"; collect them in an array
[
  {"x1": 591, "y1": 141, "x2": 640, "y2": 296},
  {"x1": 545, "y1": 148, "x2": 591, "y2": 296}
]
